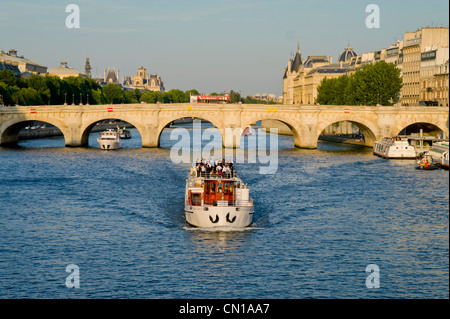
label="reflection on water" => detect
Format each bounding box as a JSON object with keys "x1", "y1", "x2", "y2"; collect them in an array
[{"x1": 184, "y1": 226, "x2": 255, "y2": 253}]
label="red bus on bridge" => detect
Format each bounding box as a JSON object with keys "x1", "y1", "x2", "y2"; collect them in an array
[{"x1": 190, "y1": 93, "x2": 230, "y2": 104}]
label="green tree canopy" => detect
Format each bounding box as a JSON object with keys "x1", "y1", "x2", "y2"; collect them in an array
[
  {"x1": 0, "y1": 69, "x2": 17, "y2": 86},
  {"x1": 103, "y1": 83, "x2": 124, "y2": 104},
  {"x1": 140, "y1": 91, "x2": 160, "y2": 103},
  {"x1": 316, "y1": 61, "x2": 402, "y2": 106}
]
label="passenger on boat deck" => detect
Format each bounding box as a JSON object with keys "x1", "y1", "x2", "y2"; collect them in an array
[{"x1": 193, "y1": 158, "x2": 235, "y2": 177}]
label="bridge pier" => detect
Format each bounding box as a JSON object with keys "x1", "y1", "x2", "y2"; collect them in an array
[
  {"x1": 64, "y1": 129, "x2": 83, "y2": 147},
  {"x1": 223, "y1": 127, "x2": 242, "y2": 149},
  {"x1": 141, "y1": 131, "x2": 159, "y2": 148}
]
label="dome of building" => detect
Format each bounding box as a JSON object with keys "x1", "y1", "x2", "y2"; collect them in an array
[
  {"x1": 338, "y1": 45, "x2": 358, "y2": 63},
  {"x1": 47, "y1": 62, "x2": 85, "y2": 79}
]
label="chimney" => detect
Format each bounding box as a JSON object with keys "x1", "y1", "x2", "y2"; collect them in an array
[
  {"x1": 329, "y1": 56, "x2": 333, "y2": 64},
  {"x1": 8, "y1": 49, "x2": 17, "y2": 57},
  {"x1": 117, "y1": 69, "x2": 119, "y2": 84},
  {"x1": 104, "y1": 69, "x2": 106, "y2": 81}
]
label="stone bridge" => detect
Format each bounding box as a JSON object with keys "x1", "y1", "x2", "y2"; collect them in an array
[{"x1": 0, "y1": 103, "x2": 448, "y2": 148}]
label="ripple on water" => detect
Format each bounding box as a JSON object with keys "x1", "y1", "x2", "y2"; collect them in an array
[{"x1": 0, "y1": 132, "x2": 448, "y2": 298}]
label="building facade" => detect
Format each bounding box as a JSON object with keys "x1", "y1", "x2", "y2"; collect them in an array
[
  {"x1": 123, "y1": 67, "x2": 165, "y2": 92},
  {"x1": 282, "y1": 27, "x2": 449, "y2": 107},
  {"x1": 401, "y1": 27, "x2": 449, "y2": 106},
  {"x1": 104, "y1": 68, "x2": 119, "y2": 84},
  {"x1": 283, "y1": 44, "x2": 355, "y2": 105}
]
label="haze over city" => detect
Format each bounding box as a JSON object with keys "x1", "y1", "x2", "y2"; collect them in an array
[{"x1": 1, "y1": 0, "x2": 449, "y2": 96}]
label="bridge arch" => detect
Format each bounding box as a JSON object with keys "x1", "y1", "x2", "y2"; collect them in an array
[
  {"x1": 396, "y1": 120, "x2": 448, "y2": 137},
  {"x1": 80, "y1": 117, "x2": 144, "y2": 147},
  {"x1": 157, "y1": 113, "x2": 224, "y2": 147},
  {"x1": 0, "y1": 117, "x2": 67, "y2": 146},
  {"x1": 240, "y1": 116, "x2": 302, "y2": 148},
  {"x1": 316, "y1": 117, "x2": 378, "y2": 148}
]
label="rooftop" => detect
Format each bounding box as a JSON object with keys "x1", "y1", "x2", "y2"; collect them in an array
[
  {"x1": 338, "y1": 45, "x2": 358, "y2": 63},
  {"x1": 0, "y1": 49, "x2": 46, "y2": 68},
  {"x1": 47, "y1": 62, "x2": 84, "y2": 75}
]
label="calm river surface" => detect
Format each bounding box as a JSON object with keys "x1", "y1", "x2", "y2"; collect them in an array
[{"x1": 0, "y1": 126, "x2": 448, "y2": 299}]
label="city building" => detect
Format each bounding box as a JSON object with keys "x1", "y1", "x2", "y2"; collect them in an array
[
  {"x1": 283, "y1": 27, "x2": 449, "y2": 107},
  {"x1": 401, "y1": 27, "x2": 449, "y2": 106},
  {"x1": 0, "y1": 61, "x2": 21, "y2": 76},
  {"x1": 0, "y1": 49, "x2": 47, "y2": 75},
  {"x1": 420, "y1": 47, "x2": 449, "y2": 106},
  {"x1": 123, "y1": 67, "x2": 164, "y2": 92},
  {"x1": 104, "y1": 68, "x2": 119, "y2": 85},
  {"x1": 47, "y1": 61, "x2": 87, "y2": 79},
  {"x1": 282, "y1": 45, "x2": 303, "y2": 104},
  {"x1": 253, "y1": 93, "x2": 282, "y2": 103},
  {"x1": 283, "y1": 44, "x2": 355, "y2": 105}
]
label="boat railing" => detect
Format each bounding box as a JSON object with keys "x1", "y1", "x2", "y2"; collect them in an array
[
  {"x1": 188, "y1": 197, "x2": 253, "y2": 207},
  {"x1": 193, "y1": 171, "x2": 237, "y2": 179}
]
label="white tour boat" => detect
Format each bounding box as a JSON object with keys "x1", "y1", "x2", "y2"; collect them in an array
[
  {"x1": 373, "y1": 136, "x2": 416, "y2": 159},
  {"x1": 116, "y1": 126, "x2": 132, "y2": 139},
  {"x1": 97, "y1": 129, "x2": 122, "y2": 150},
  {"x1": 185, "y1": 166, "x2": 254, "y2": 228}
]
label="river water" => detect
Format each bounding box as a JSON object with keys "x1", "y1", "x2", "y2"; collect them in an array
[{"x1": 0, "y1": 126, "x2": 448, "y2": 299}]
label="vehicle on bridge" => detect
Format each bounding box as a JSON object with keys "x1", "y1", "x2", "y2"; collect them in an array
[
  {"x1": 185, "y1": 164, "x2": 253, "y2": 228},
  {"x1": 189, "y1": 92, "x2": 230, "y2": 104}
]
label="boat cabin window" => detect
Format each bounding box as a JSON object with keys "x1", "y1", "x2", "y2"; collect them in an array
[
  {"x1": 224, "y1": 182, "x2": 228, "y2": 194},
  {"x1": 217, "y1": 182, "x2": 222, "y2": 193},
  {"x1": 211, "y1": 182, "x2": 215, "y2": 193},
  {"x1": 192, "y1": 193, "x2": 201, "y2": 206},
  {"x1": 206, "y1": 182, "x2": 210, "y2": 194}
]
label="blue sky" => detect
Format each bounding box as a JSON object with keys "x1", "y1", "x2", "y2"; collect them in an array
[{"x1": 0, "y1": 0, "x2": 448, "y2": 96}]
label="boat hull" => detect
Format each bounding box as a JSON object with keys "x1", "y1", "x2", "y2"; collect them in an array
[
  {"x1": 373, "y1": 138, "x2": 416, "y2": 159},
  {"x1": 415, "y1": 164, "x2": 441, "y2": 170},
  {"x1": 185, "y1": 205, "x2": 253, "y2": 228},
  {"x1": 97, "y1": 138, "x2": 121, "y2": 150}
]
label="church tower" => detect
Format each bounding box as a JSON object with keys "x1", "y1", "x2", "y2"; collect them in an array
[
  {"x1": 85, "y1": 57, "x2": 92, "y2": 78},
  {"x1": 283, "y1": 43, "x2": 303, "y2": 104}
]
